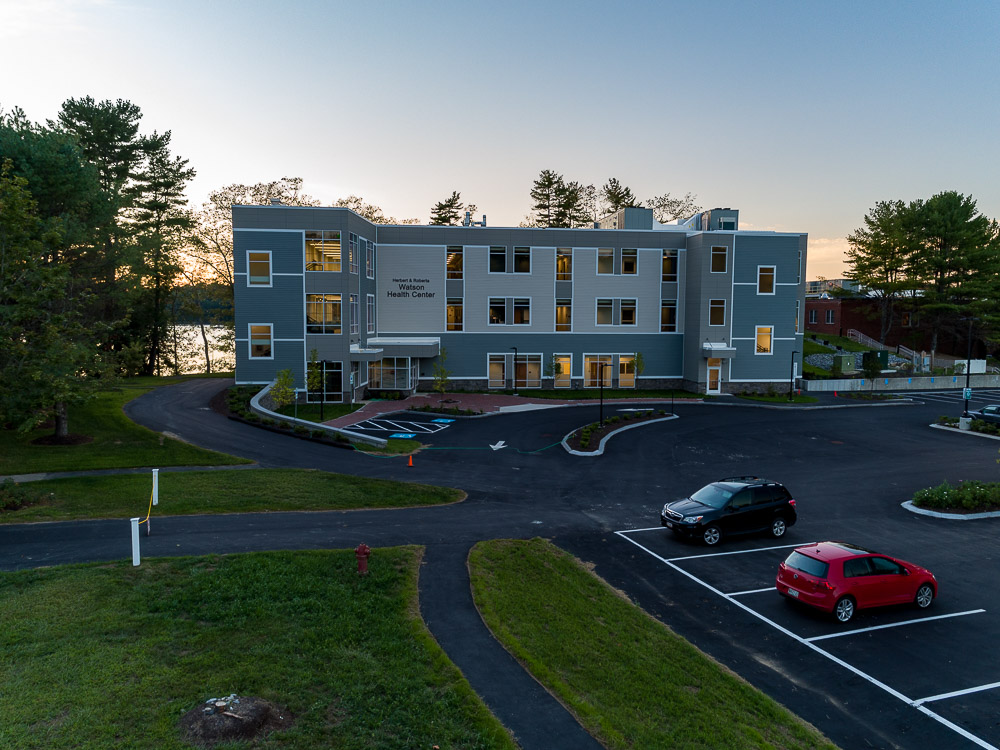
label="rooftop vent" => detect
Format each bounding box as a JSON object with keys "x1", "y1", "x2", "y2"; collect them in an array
[{"x1": 270, "y1": 198, "x2": 282, "y2": 206}]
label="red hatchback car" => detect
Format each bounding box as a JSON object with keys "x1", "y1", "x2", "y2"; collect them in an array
[{"x1": 776, "y1": 542, "x2": 937, "y2": 623}]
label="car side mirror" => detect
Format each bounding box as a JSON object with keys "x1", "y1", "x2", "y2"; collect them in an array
[{"x1": 902, "y1": 569, "x2": 910, "y2": 575}]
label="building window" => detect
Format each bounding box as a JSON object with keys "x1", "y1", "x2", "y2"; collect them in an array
[
  {"x1": 368, "y1": 357, "x2": 409, "y2": 390},
  {"x1": 756, "y1": 326, "x2": 773, "y2": 354},
  {"x1": 349, "y1": 233, "x2": 359, "y2": 275},
  {"x1": 584, "y1": 355, "x2": 613, "y2": 387},
  {"x1": 513, "y1": 298, "x2": 530, "y2": 325},
  {"x1": 808, "y1": 309, "x2": 817, "y2": 324},
  {"x1": 795, "y1": 300, "x2": 800, "y2": 332},
  {"x1": 366, "y1": 240, "x2": 375, "y2": 279},
  {"x1": 489, "y1": 246, "x2": 506, "y2": 273},
  {"x1": 305, "y1": 231, "x2": 341, "y2": 272},
  {"x1": 621, "y1": 248, "x2": 637, "y2": 274},
  {"x1": 721, "y1": 218, "x2": 736, "y2": 231},
  {"x1": 661, "y1": 300, "x2": 677, "y2": 332},
  {"x1": 306, "y1": 360, "x2": 344, "y2": 403},
  {"x1": 247, "y1": 251, "x2": 271, "y2": 286},
  {"x1": 513, "y1": 246, "x2": 530, "y2": 273},
  {"x1": 596, "y1": 298, "x2": 613, "y2": 326},
  {"x1": 825, "y1": 309, "x2": 835, "y2": 325},
  {"x1": 447, "y1": 246, "x2": 463, "y2": 279},
  {"x1": 619, "y1": 355, "x2": 636, "y2": 388},
  {"x1": 556, "y1": 248, "x2": 572, "y2": 280},
  {"x1": 489, "y1": 298, "x2": 506, "y2": 325},
  {"x1": 249, "y1": 324, "x2": 272, "y2": 359},
  {"x1": 711, "y1": 246, "x2": 727, "y2": 273},
  {"x1": 556, "y1": 299, "x2": 571, "y2": 331},
  {"x1": 488, "y1": 354, "x2": 506, "y2": 389},
  {"x1": 447, "y1": 298, "x2": 463, "y2": 331},
  {"x1": 709, "y1": 299, "x2": 726, "y2": 326},
  {"x1": 620, "y1": 299, "x2": 637, "y2": 326},
  {"x1": 350, "y1": 294, "x2": 359, "y2": 334},
  {"x1": 513, "y1": 353, "x2": 541, "y2": 389},
  {"x1": 662, "y1": 248, "x2": 677, "y2": 282},
  {"x1": 306, "y1": 294, "x2": 342, "y2": 334},
  {"x1": 797, "y1": 250, "x2": 802, "y2": 283},
  {"x1": 597, "y1": 248, "x2": 614, "y2": 275},
  {"x1": 758, "y1": 266, "x2": 775, "y2": 294},
  {"x1": 367, "y1": 294, "x2": 375, "y2": 334},
  {"x1": 553, "y1": 354, "x2": 571, "y2": 388}
]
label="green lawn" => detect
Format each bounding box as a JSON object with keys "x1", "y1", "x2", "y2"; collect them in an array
[
  {"x1": 804, "y1": 333, "x2": 869, "y2": 352},
  {"x1": 469, "y1": 539, "x2": 837, "y2": 750},
  {"x1": 0, "y1": 377, "x2": 248, "y2": 475},
  {"x1": 0, "y1": 469, "x2": 463, "y2": 523},
  {"x1": 275, "y1": 402, "x2": 362, "y2": 422},
  {"x1": 0, "y1": 549, "x2": 515, "y2": 749},
  {"x1": 736, "y1": 393, "x2": 819, "y2": 404}
]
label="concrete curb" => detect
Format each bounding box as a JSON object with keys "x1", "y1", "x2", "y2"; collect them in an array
[
  {"x1": 562, "y1": 415, "x2": 679, "y2": 456},
  {"x1": 929, "y1": 423, "x2": 1000, "y2": 441},
  {"x1": 900, "y1": 500, "x2": 1000, "y2": 521}
]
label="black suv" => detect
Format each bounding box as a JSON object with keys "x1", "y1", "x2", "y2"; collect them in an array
[{"x1": 660, "y1": 477, "x2": 797, "y2": 546}]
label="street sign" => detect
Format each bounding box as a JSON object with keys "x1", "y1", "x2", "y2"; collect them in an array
[{"x1": 963, "y1": 387, "x2": 972, "y2": 400}]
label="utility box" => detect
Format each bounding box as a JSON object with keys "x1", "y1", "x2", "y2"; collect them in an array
[
  {"x1": 833, "y1": 354, "x2": 854, "y2": 374},
  {"x1": 862, "y1": 350, "x2": 888, "y2": 370}
]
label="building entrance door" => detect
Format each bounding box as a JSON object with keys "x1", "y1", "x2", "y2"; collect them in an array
[{"x1": 706, "y1": 358, "x2": 722, "y2": 395}]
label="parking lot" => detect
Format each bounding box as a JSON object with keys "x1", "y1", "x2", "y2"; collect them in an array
[
  {"x1": 894, "y1": 388, "x2": 1000, "y2": 407},
  {"x1": 347, "y1": 416, "x2": 455, "y2": 439},
  {"x1": 615, "y1": 529, "x2": 1000, "y2": 750}
]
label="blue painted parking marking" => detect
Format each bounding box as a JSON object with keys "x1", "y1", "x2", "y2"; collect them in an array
[
  {"x1": 389, "y1": 433, "x2": 417, "y2": 439},
  {"x1": 431, "y1": 418, "x2": 455, "y2": 423}
]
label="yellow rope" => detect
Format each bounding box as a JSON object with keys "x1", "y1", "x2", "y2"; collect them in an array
[{"x1": 139, "y1": 487, "x2": 153, "y2": 526}]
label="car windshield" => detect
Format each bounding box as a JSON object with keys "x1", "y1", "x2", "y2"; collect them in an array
[
  {"x1": 784, "y1": 551, "x2": 829, "y2": 579},
  {"x1": 690, "y1": 483, "x2": 736, "y2": 509}
]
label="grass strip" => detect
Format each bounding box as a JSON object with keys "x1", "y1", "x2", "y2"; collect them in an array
[
  {"x1": 0, "y1": 377, "x2": 247, "y2": 475},
  {"x1": 0, "y1": 549, "x2": 515, "y2": 749},
  {"x1": 469, "y1": 538, "x2": 838, "y2": 750},
  {"x1": 735, "y1": 394, "x2": 819, "y2": 404},
  {"x1": 0, "y1": 469, "x2": 463, "y2": 523}
]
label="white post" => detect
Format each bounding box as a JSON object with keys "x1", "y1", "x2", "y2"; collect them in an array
[
  {"x1": 130, "y1": 517, "x2": 141, "y2": 566},
  {"x1": 152, "y1": 469, "x2": 159, "y2": 505}
]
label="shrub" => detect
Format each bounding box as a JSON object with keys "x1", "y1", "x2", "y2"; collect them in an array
[
  {"x1": 293, "y1": 424, "x2": 309, "y2": 435},
  {"x1": 912, "y1": 480, "x2": 1000, "y2": 511},
  {"x1": 972, "y1": 419, "x2": 1000, "y2": 436},
  {"x1": 310, "y1": 430, "x2": 326, "y2": 439},
  {"x1": 278, "y1": 421, "x2": 292, "y2": 430},
  {"x1": 0, "y1": 479, "x2": 34, "y2": 512}
]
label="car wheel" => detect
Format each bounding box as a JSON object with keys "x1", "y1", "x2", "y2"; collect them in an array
[
  {"x1": 770, "y1": 517, "x2": 787, "y2": 538},
  {"x1": 834, "y1": 596, "x2": 855, "y2": 623},
  {"x1": 702, "y1": 525, "x2": 722, "y2": 546},
  {"x1": 915, "y1": 583, "x2": 934, "y2": 609}
]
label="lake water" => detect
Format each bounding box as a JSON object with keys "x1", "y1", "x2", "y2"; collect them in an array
[{"x1": 166, "y1": 324, "x2": 235, "y2": 374}]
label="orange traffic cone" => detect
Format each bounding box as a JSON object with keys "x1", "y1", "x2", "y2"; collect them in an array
[{"x1": 408, "y1": 455, "x2": 413, "y2": 467}]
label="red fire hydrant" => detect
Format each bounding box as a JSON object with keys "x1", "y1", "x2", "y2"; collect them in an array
[{"x1": 355, "y1": 543, "x2": 371, "y2": 575}]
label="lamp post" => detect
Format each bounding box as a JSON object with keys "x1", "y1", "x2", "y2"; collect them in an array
[
  {"x1": 599, "y1": 361, "x2": 611, "y2": 426},
  {"x1": 510, "y1": 346, "x2": 518, "y2": 396},
  {"x1": 788, "y1": 350, "x2": 799, "y2": 401},
  {"x1": 960, "y1": 316, "x2": 978, "y2": 417}
]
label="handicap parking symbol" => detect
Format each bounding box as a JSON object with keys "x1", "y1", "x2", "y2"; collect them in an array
[
  {"x1": 389, "y1": 433, "x2": 417, "y2": 439},
  {"x1": 431, "y1": 418, "x2": 455, "y2": 423}
]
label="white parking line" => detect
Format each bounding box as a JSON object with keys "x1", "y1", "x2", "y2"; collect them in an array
[
  {"x1": 615, "y1": 529, "x2": 999, "y2": 750},
  {"x1": 727, "y1": 586, "x2": 776, "y2": 596},
  {"x1": 667, "y1": 540, "x2": 805, "y2": 562},
  {"x1": 914, "y1": 679, "x2": 1000, "y2": 707},
  {"x1": 806, "y1": 610, "x2": 986, "y2": 642}
]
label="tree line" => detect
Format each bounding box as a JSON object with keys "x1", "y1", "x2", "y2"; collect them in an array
[{"x1": 845, "y1": 191, "x2": 1000, "y2": 353}]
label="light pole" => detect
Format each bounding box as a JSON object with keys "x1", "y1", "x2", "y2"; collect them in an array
[
  {"x1": 788, "y1": 350, "x2": 799, "y2": 401},
  {"x1": 599, "y1": 362, "x2": 611, "y2": 425},
  {"x1": 960, "y1": 316, "x2": 978, "y2": 417},
  {"x1": 510, "y1": 346, "x2": 518, "y2": 396}
]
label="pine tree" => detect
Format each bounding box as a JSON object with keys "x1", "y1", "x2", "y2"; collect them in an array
[
  {"x1": 530, "y1": 169, "x2": 564, "y2": 228},
  {"x1": 429, "y1": 191, "x2": 464, "y2": 225},
  {"x1": 602, "y1": 177, "x2": 639, "y2": 213}
]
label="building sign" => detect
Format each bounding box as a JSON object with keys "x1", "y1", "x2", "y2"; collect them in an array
[{"x1": 377, "y1": 246, "x2": 445, "y2": 332}]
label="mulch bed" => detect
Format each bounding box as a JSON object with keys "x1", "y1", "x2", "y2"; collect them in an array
[
  {"x1": 565, "y1": 409, "x2": 671, "y2": 453},
  {"x1": 30, "y1": 434, "x2": 94, "y2": 446}
]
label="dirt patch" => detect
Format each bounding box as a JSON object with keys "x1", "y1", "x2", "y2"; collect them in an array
[
  {"x1": 30, "y1": 433, "x2": 94, "y2": 446},
  {"x1": 179, "y1": 695, "x2": 293, "y2": 748}
]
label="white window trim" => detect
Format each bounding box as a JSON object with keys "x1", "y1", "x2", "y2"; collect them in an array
[
  {"x1": 755, "y1": 325, "x2": 775, "y2": 356},
  {"x1": 367, "y1": 293, "x2": 375, "y2": 334},
  {"x1": 662, "y1": 248, "x2": 678, "y2": 282},
  {"x1": 596, "y1": 248, "x2": 615, "y2": 275},
  {"x1": 246, "y1": 250, "x2": 273, "y2": 288},
  {"x1": 595, "y1": 298, "x2": 614, "y2": 327},
  {"x1": 512, "y1": 246, "x2": 532, "y2": 275},
  {"x1": 710, "y1": 246, "x2": 728, "y2": 274},
  {"x1": 248, "y1": 323, "x2": 274, "y2": 360},
  {"x1": 757, "y1": 265, "x2": 776, "y2": 295},
  {"x1": 808, "y1": 309, "x2": 818, "y2": 324},
  {"x1": 488, "y1": 246, "x2": 507, "y2": 275},
  {"x1": 555, "y1": 248, "x2": 573, "y2": 281},
  {"x1": 660, "y1": 299, "x2": 678, "y2": 332},
  {"x1": 552, "y1": 353, "x2": 573, "y2": 386},
  {"x1": 512, "y1": 297, "x2": 531, "y2": 326},
  {"x1": 825, "y1": 309, "x2": 835, "y2": 324},
  {"x1": 621, "y1": 248, "x2": 638, "y2": 275},
  {"x1": 620, "y1": 298, "x2": 638, "y2": 326},
  {"x1": 708, "y1": 299, "x2": 726, "y2": 327},
  {"x1": 366, "y1": 240, "x2": 375, "y2": 279},
  {"x1": 349, "y1": 294, "x2": 359, "y2": 335}
]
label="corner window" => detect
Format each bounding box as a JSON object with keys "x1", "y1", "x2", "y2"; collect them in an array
[
  {"x1": 305, "y1": 231, "x2": 341, "y2": 272},
  {"x1": 709, "y1": 299, "x2": 726, "y2": 326},
  {"x1": 556, "y1": 299, "x2": 571, "y2": 331},
  {"x1": 556, "y1": 248, "x2": 572, "y2": 280},
  {"x1": 661, "y1": 300, "x2": 677, "y2": 332},
  {"x1": 553, "y1": 354, "x2": 571, "y2": 388},
  {"x1": 758, "y1": 266, "x2": 775, "y2": 294},
  {"x1": 489, "y1": 298, "x2": 506, "y2": 325},
  {"x1": 756, "y1": 326, "x2": 773, "y2": 354},
  {"x1": 306, "y1": 360, "x2": 344, "y2": 403},
  {"x1": 447, "y1": 298, "x2": 463, "y2": 331},
  {"x1": 489, "y1": 246, "x2": 506, "y2": 273},
  {"x1": 247, "y1": 251, "x2": 271, "y2": 286},
  {"x1": 597, "y1": 248, "x2": 614, "y2": 275},
  {"x1": 596, "y1": 298, "x2": 613, "y2": 326},
  {"x1": 249, "y1": 324, "x2": 272, "y2": 359},
  {"x1": 349, "y1": 233, "x2": 360, "y2": 275},
  {"x1": 825, "y1": 310, "x2": 835, "y2": 325},
  {"x1": 621, "y1": 248, "x2": 637, "y2": 275},
  {"x1": 366, "y1": 240, "x2": 375, "y2": 279},
  {"x1": 711, "y1": 246, "x2": 728, "y2": 273},
  {"x1": 447, "y1": 247, "x2": 463, "y2": 279},
  {"x1": 662, "y1": 248, "x2": 677, "y2": 282},
  {"x1": 306, "y1": 294, "x2": 342, "y2": 334},
  {"x1": 513, "y1": 246, "x2": 530, "y2": 273},
  {"x1": 349, "y1": 294, "x2": 359, "y2": 334},
  {"x1": 367, "y1": 294, "x2": 375, "y2": 334},
  {"x1": 620, "y1": 299, "x2": 637, "y2": 326}
]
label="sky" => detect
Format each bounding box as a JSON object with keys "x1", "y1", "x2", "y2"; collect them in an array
[{"x1": 2, "y1": 0, "x2": 998, "y2": 279}]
